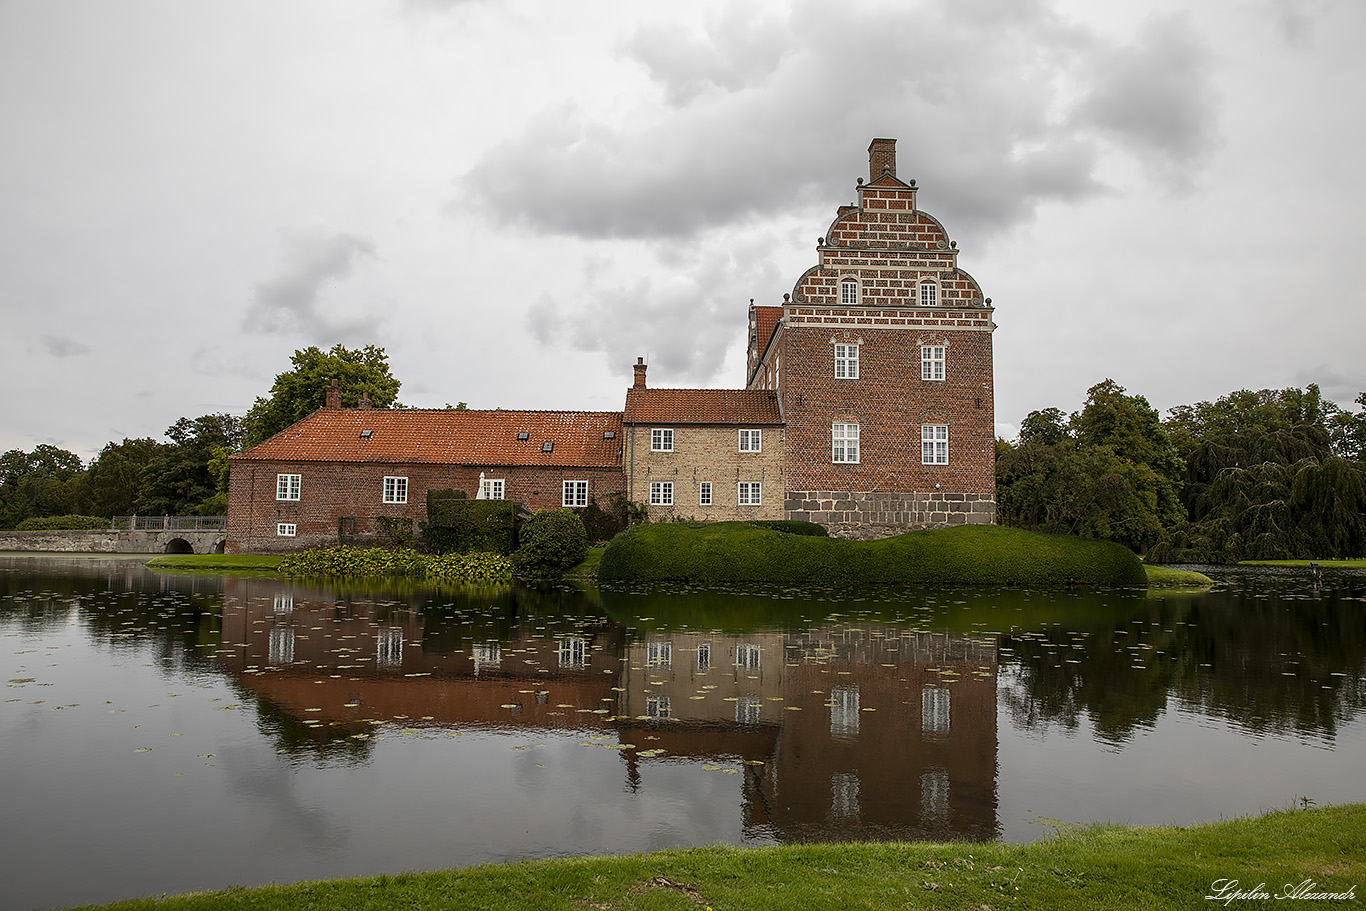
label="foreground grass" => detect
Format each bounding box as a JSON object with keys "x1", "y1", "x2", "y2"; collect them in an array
[
  {"x1": 144, "y1": 554, "x2": 286, "y2": 571},
  {"x1": 1143, "y1": 564, "x2": 1215, "y2": 586},
  {"x1": 75, "y1": 803, "x2": 1363, "y2": 911}
]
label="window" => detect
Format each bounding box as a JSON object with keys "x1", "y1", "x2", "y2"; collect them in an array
[
  {"x1": 736, "y1": 697, "x2": 762, "y2": 724},
  {"x1": 840, "y1": 278, "x2": 859, "y2": 305},
  {"x1": 831, "y1": 685, "x2": 860, "y2": 738},
  {"x1": 697, "y1": 643, "x2": 711, "y2": 670},
  {"x1": 650, "y1": 481, "x2": 673, "y2": 506},
  {"x1": 832, "y1": 423, "x2": 860, "y2": 463},
  {"x1": 834, "y1": 343, "x2": 859, "y2": 379},
  {"x1": 921, "y1": 345, "x2": 945, "y2": 381},
  {"x1": 646, "y1": 641, "x2": 672, "y2": 668},
  {"x1": 646, "y1": 695, "x2": 671, "y2": 720},
  {"x1": 699, "y1": 481, "x2": 712, "y2": 506},
  {"x1": 276, "y1": 522, "x2": 297, "y2": 537},
  {"x1": 739, "y1": 429, "x2": 762, "y2": 451},
  {"x1": 920, "y1": 282, "x2": 938, "y2": 307},
  {"x1": 383, "y1": 476, "x2": 408, "y2": 504},
  {"x1": 481, "y1": 478, "x2": 505, "y2": 500},
  {"x1": 377, "y1": 627, "x2": 404, "y2": 668},
  {"x1": 472, "y1": 643, "x2": 501, "y2": 672},
  {"x1": 562, "y1": 480, "x2": 588, "y2": 507},
  {"x1": 273, "y1": 594, "x2": 293, "y2": 615},
  {"x1": 922, "y1": 686, "x2": 951, "y2": 733},
  {"x1": 922, "y1": 424, "x2": 949, "y2": 464},
  {"x1": 738, "y1": 481, "x2": 762, "y2": 506},
  {"x1": 831, "y1": 772, "x2": 861, "y2": 819},
  {"x1": 558, "y1": 637, "x2": 587, "y2": 668},
  {"x1": 276, "y1": 473, "x2": 300, "y2": 501},
  {"x1": 268, "y1": 627, "x2": 294, "y2": 665},
  {"x1": 651, "y1": 428, "x2": 674, "y2": 451},
  {"x1": 736, "y1": 644, "x2": 761, "y2": 670},
  {"x1": 921, "y1": 769, "x2": 950, "y2": 818}
]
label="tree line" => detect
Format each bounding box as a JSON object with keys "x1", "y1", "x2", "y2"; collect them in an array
[
  {"x1": 0, "y1": 345, "x2": 401, "y2": 529},
  {"x1": 996, "y1": 380, "x2": 1366, "y2": 562}
]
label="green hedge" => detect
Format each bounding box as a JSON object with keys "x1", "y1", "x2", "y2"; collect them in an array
[
  {"x1": 747, "y1": 519, "x2": 828, "y2": 536},
  {"x1": 278, "y1": 545, "x2": 512, "y2": 582},
  {"x1": 513, "y1": 508, "x2": 588, "y2": 581},
  {"x1": 14, "y1": 515, "x2": 109, "y2": 530},
  {"x1": 597, "y1": 522, "x2": 1147, "y2": 586},
  {"x1": 420, "y1": 490, "x2": 517, "y2": 554}
]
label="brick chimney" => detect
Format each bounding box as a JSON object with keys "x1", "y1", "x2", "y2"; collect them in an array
[
  {"x1": 868, "y1": 137, "x2": 896, "y2": 180},
  {"x1": 324, "y1": 378, "x2": 342, "y2": 409},
  {"x1": 633, "y1": 357, "x2": 647, "y2": 388},
  {"x1": 358, "y1": 392, "x2": 373, "y2": 410}
]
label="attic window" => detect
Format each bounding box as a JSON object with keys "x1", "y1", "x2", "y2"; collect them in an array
[
  {"x1": 517, "y1": 432, "x2": 530, "y2": 441},
  {"x1": 603, "y1": 431, "x2": 616, "y2": 439},
  {"x1": 542, "y1": 442, "x2": 554, "y2": 452},
  {"x1": 359, "y1": 430, "x2": 372, "y2": 438}
]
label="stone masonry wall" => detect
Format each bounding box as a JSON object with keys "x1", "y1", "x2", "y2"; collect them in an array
[
  {"x1": 625, "y1": 424, "x2": 785, "y2": 522},
  {"x1": 784, "y1": 489, "x2": 996, "y2": 539}
]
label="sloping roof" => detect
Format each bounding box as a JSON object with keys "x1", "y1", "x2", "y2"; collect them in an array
[
  {"x1": 624, "y1": 388, "x2": 782, "y2": 425},
  {"x1": 754, "y1": 305, "x2": 782, "y2": 358},
  {"x1": 231, "y1": 409, "x2": 623, "y2": 468}
]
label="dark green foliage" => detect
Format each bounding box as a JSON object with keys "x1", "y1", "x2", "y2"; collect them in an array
[
  {"x1": 15, "y1": 514, "x2": 108, "y2": 530},
  {"x1": 84, "y1": 438, "x2": 161, "y2": 517},
  {"x1": 1328, "y1": 391, "x2": 1366, "y2": 460},
  {"x1": 0, "y1": 445, "x2": 88, "y2": 528},
  {"x1": 138, "y1": 413, "x2": 242, "y2": 516},
  {"x1": 374, "y1": 516, "x2": 416, "y2": 549},
  {"x1": 420, "y1": 491, "x2": 517, "y2": 554},
  {"x1": 514, "y1": 508, "x2": 589, "y2": 581},
  {"x1": 747, "y1": 519, "x2": 828, "y2": 536},
  {"x1": 579, "y1": 493, "x2": 646, "y2": 543},
  {"x1": 242, "y1": 344, "x2": 402, "y2": 448},
  {"x1": 1165, "y1": 383, "x2": 1337, "y2": 459},
  {"x1": 598, "y1": 522, "x2": 1146, "y2": 586},
  {"x1": 1018, "y1": 406, "x2": 1070, "y2": 445},
  {"x1": 277, "y1": 545, "x2": 512, "y2": 581}
]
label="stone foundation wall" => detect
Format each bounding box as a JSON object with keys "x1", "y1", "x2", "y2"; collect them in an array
[{"x1": 785, "y1": 489, "x2": 995, "y2": 539}]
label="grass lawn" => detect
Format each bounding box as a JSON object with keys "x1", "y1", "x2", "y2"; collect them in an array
[
  {"x1": 72, "y1": 803, "x2": 1364, "y2": 910},
  {"x1": 144, "y1": 554, "x2": 286, "y2": 572},
  {"x1": 1241, "y1": 558, "x2": 1366, "y2": 568},
  {"x1": 1143, "y1": 564, "x2": 1215, "y2": 586}
]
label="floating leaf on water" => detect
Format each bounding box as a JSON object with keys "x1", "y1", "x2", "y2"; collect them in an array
[{"x1": 134, "y1": 747, "x2": 152, "y2": 753}]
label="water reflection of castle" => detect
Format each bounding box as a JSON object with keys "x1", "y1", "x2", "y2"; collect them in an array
[{"x1": 221, "y1": 579, "x2": 998, "y2": 842}]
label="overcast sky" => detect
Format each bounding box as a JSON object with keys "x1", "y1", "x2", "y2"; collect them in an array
[{"x1": 3, "y1": 0, "x2": 1363, "y2": 460}]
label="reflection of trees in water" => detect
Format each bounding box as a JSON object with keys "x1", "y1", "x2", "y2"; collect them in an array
[
  {"x1": 1001, "y1": 576, "x2": 1366, "y2": 743},
  {"x1": 233, "y1": 681, "x2": 378, "y2": 765}
]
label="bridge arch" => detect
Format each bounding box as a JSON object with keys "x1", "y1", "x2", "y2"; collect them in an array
[{"x1": 164, "y1": 538, "x2": 195, "y2": 554}]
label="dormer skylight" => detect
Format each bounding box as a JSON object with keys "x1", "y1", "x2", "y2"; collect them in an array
[
  {"x1": 517, "y1": 432, "x2": 530, "y2": 440},
  {"x1": 542, "y1": 442, "x2": 553, "y2": 452}
]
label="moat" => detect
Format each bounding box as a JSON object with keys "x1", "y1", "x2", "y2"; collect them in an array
[{"x1": 2, "y1": 554, "x2": 1363, "y2": 910}]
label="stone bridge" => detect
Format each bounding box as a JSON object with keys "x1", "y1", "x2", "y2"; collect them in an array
[{"x1": 0, "y1": 517, "x2": 227, "y2": 555}]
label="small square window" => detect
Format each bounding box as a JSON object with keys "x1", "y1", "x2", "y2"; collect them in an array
[
  {"x1": 699, "y1": 481, "x2": 712, "y2": 506},
  {"x1": 738, "y1": 481, "x2": 762, "y2": 506},
  {"x1": 277, "y1": 523, "x2": 297, "y2": 537},
  {"x1": 651, "y1": 428, "x2": 674, "y2": 451},
  {"x1": 383, "y1": 476, "x2": 408, "y2": 504},
  {"x1": 650, "y1": 481, "x2": 673, "y2": 506},
  {"x1": 276, "y1": 474, "x2": 301, "y2": 501},
  {"x1": 739, "y1": 429, "x2": 761, "y2": 452}
]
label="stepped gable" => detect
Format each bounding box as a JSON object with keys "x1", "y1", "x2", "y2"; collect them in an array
[
  {"x1": 232, "y1": 408, "x2": 623, "y2": 467},
  {"x1": 624, "y1": 387, "x2": 782, "y2": 425}
]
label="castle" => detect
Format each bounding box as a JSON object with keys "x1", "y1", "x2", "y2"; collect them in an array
[{"x1": 227, "y1": 139, "x2": 996, "y2": 553}]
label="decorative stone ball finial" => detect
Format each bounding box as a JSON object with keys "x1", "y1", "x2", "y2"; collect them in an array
[
  {"x1": 818, "y1": 237, "x2": 824, "y2": 245},
  {"x1": 950, "y1": 241, "x2": 957, "y2": 249},
  {"x1": 783, "y1": 293, "x2": 791, "y2": 302},
  {"x1": 857, "y1": 177, "x2": 863, "y2": 186},
  {"x1": 910, "y1": 179, "x2": 916, "y2": 187}
]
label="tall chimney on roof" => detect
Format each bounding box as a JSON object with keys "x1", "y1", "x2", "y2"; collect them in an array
[
  {"x1": 358, "y1": 392, "x2": 372, "y2": 410},
  {"x1": 868, "y1": 137, "x2": 896, "y2": 180},
  {"x1": 325, "y1": 378, "x2": 342, "y2": 409},
  {"x1": 633, "y1": 357, "x2": 647, "y2": 388}
]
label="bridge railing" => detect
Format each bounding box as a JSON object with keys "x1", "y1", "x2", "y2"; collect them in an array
[{"x1": 112, "y1": 516, "x2": 227, "y2": 532}]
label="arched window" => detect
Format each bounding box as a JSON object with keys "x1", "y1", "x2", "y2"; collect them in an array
[{"x1": 840, "y1": 278, "x2": 859, "y2": 305}]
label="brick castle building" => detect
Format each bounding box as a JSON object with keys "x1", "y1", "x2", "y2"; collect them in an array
[{"x1": 227, "y1": 139, "x2": 996, "y2": 552}]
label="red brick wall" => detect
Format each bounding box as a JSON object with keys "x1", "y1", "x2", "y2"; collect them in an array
[{"x1": 227, "y1": 460, "x2": 624, "y2": 553}]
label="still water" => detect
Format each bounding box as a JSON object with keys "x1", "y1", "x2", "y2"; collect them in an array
[{"x1": 1, "y1": 554, "x2": 1364, "y2": 910}]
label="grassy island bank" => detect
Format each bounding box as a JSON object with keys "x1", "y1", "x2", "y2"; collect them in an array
[
  {"x1": 599, "y1": 523, "x2": 1150, "y2": 586},
  {"x1": 74, "y1": 803, "x2": 1363, "y2": 911}
]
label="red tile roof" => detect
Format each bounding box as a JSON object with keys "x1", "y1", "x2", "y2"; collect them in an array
[
  {"x1": 623, "y1": 388, "x2": 782, "y2": 425},
  {"x1": 231, "y1": 409, "x2": 623, "y2": 468},
  {"x1": 754, "y1": 306, "x2": 782, "y2": 358}
]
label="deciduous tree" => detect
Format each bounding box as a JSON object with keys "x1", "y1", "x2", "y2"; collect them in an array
[{"x1": 242, "y1": 344, "x2": 402, "y2": 448}]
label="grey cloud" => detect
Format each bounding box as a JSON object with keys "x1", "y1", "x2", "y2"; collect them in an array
[
  {"x1": 244, "y1": 228, "x2": 380, "y2": 341},
  {"x1": 1071, "y1": 14, "x2": 1218, "y2": 185},
  {"x1": 453, "y1": 0, "x2": 1150, "y2": 244},
  {"x1": 42, "y1": 335, "x2": 91, "y2": 358}
]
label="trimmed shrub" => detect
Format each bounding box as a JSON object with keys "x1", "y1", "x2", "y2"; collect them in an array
[
  {"x1": 597, "y1": 522, "x2": 1147, "y2": 586},
  {"x1": 514, "y1": 508, "x2": 588, "y2": 581},
  {"x1": 747, "y1": 519, "x2": 828, "y2": 537},
  {"x1": 420, "y1": 491, "x2": 517, "y2": 555},
  {"x1": 15, "y1": 515, "x2": 109, "y2": 531}
]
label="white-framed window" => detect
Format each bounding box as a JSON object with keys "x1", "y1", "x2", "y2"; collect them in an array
[
  {"x1": 736, "y1": 697, "x2": 762, "y2": 724},
  {"x1": 921, "y1": 345, "x2": 945, "y2": 381},
  {"x1": 922, "y1": 686, "x2": 951, "y2": 733},
  {"x1": 558, "y1": 637, "x2": 587, "y2": 668},
  {"x1": 277, "y1": 522, "x2": 297, "y2": 537},
  {"x1": 835, "y1": 343, "x2": 859, "y2": 379},
  {"x1": 276, "y1": 473, "x2": 300, "y2": 501},
  {"x1": 832, "y1": 422, "x2": 860, "y2": 463},
  {"x1": 831, "y1": 684, "x2": 860, "y2": 738},
  {"x1": 699, "y1": 481, "x2": 712, "y2": 506},
  {"x1": 651, "y1": 428, "x2": 674, "y2": 451},
  {"x1": 739, "y1": 429, "x2": 762, "y2": 452},
  {"x1": 646, "y1": 641, "x2": 672, "y2": 668},
  {"x1": 650, "y1": 481, "x2": 673, "y2": 506},
  {"x1": 562, "y1": 480, "x2": 588, "y2": 507},
  {"x1": 840, "y1": 278, "x2": 859, "y2": 305},
  {"x1": 471, "y1": 642, "x2": 501, "y2": 673},
  {"x1": 377, "y1": 627, "x2": 404, "y2": 668},
  {"x1": 646, "y1": 695, "x2": 671, "y2": 720},
  {"x1": 920, "y1": 282, "x2": 938, "y2": 307},
  {"x1": 481, "y1": 478, "x2": 505, "y2": 500},
  {"x1": 273, "y1": 593, "x2": 293, "y2": 615},
  {"x1": 383, "y1": 476, "x2": 408, "y2": 504},
  {"x1": 697, "y1": 643, "x2": 711, "y2": 670},
  {"x1": 268, "y1": 627, "x2": 294, "y2": 665},
  {"x1": 922, "y1": 424, "x2": 949, "y2": 464},
  {"x1": 736, "y1": 644, "x2": 761, "y2": 670},
  {"x1": 738, "y1": 481, "x2": 762, "y2": 506}
]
